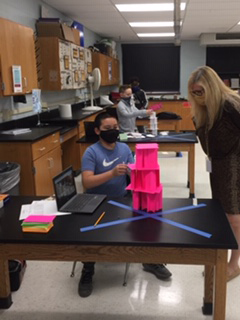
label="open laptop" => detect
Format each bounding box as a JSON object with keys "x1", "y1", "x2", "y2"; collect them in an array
[{"x1": 53, "y1": 167, "x2": 106, "y2": 214}]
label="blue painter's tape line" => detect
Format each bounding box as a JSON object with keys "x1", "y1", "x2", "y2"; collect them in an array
[
  {"x1": 80, "y1": 215, "x2": 146, "y2": 232},
  {"x1": 80, "y1": 201, "x2": 211, "y2": 238},
  {"x1": 165, "y1": 133, "x2": 195, "y2": 138},
  {"x1": 160, "y1": 203, "x2": 207, "y2": 215},
  {"x1": 108, "y1": 200, "x2": 206, "y2": 216},
  {"x1": 158, "y1": 136, "x2": 196, "y2": 142},
  {"x1": 151, "y1": 216, "x2": 212, "y2": 238}
]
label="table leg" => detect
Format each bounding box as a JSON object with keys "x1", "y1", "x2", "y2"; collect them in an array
[
  {"x1": 202, "y1": 265, "x2": 213, "y2": 315},
  {"x1": 188, "y1": 145, "x2": 195, "y2": 198},
  {"x1": 0, "y1": 260, "x2": 12, "y2": 309},
  {"x1": 213, "y1": 250, "x2": 228, "y2": 320}
]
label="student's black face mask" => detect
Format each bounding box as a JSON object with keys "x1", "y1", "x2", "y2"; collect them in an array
[
  {"x1": 100, "y1": 129, "x2": 119, "y2": 143},
  {"x1": 122, "y1": 97, "x2": 131, "y2": 104}
]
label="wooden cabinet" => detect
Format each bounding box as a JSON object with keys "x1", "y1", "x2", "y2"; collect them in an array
[
  {"x1": 0, "y1": 132, "x2": 62, "y2": 196},
  {"x1": 0, "y1": 17, "x2": 38, "y2": 96},
  {"x1": 112, "y1": 59, "x2": 120, "y2": 85},
  {"x1": 34, "y1": 145, "x2": 62, "y2": 195},
  {"x1": 36, "y1": 37, "x2": 91, "y2": 91},
  {"x1": 92, "y1": 52, "x2": 120, "y2": 86},
  {"x1": 148, "y1": 100, "x2": 195, "y2": 131}
]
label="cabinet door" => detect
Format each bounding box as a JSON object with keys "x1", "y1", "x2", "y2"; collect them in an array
[
  {"x1": 112, "y1": 59, "x2": 120, "y2": 85},
  {"x1": 20, "y1": 25, "x2": 38, "y2": 93},
  {"x1": 0, "y1": 18, "x2": 38, "y2": 96},
  {"x1": 92, "y1": 52, "x2": 112, "y2": 86},
  {"x1": 34, "y1": 146, "x2": 62, "y2": 196}
]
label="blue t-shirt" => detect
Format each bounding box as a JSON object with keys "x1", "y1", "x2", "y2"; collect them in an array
[{"x1": 82, "y1": 141, "x2": 134, "y2": 197}]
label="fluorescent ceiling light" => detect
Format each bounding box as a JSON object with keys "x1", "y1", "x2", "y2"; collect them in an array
[
  {"x1": 238, "y1": 21, "x2": 240, "y2": 25},
  {"x1": 137, "y1": 33, "x2": 175, "y2": 37},
  {"x1": 116, "y1": 3, "x2": 186, "y2": 12},
  {"x1": 130, "y1": 22, "x2": 174, "y2": 27}
]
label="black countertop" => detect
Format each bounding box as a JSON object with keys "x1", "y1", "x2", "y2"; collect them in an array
[
  {"x1": 0, "y1": 126, "x2": 62, "y2": 142},
  {"x1": 41, "y1": 104, "x2": 109, "y2": 125},
  {"x1": 0, "y1": 125, "x2": 78, "y2": 142},
  {"x1": 78, "y1": 132, "x2": 198, "y2": 144},
  {"x1": 0, "y1": 196, "x2": 237, "y2": 249},
  {"x1": 0, "y1": 102, "x2": 104, "y2": 142}
]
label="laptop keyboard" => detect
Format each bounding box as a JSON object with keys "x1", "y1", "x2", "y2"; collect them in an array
[{"x1": 66, "y1": 194, "x2": 95, "y2": 211}]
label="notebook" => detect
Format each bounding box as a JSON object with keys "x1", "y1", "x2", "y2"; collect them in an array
[{"x1": 53, "y1": 167, "x2": 106, "y2": 214}]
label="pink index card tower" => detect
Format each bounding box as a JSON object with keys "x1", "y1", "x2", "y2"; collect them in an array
[{"x1": 126, "y1": 143, "x2": 163, "y2": 212}]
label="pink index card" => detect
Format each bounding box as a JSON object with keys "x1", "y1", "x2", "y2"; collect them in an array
[
  {"x1": 24, "y1": 215, "x2": 56, "y2": 223},
  {"x1": 150, "y1": 103, "x2": 162, "y2": 111}
]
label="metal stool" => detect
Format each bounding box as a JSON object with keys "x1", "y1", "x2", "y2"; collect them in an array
[{"x1": 70, "y1": 261, "x2": 131, "y2": 286}]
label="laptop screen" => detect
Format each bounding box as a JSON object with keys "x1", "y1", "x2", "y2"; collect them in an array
[{"x1": 53, "y1": 167, "x2": 77, "y2": 209}]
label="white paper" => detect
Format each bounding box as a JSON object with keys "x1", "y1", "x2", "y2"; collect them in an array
[
  {"x1": 19, "y1": 200, "x2": 70, "y2": 220},
  {"x1": 160, "y1": 131, "x2": 169, "y2": 136}
]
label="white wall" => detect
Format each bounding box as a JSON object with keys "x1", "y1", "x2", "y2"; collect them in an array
[{"x1": 180, "y1": 40, "x2": 206, "y2": 98}]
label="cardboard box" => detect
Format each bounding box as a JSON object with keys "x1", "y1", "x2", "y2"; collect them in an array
[
  {"x1": 62, "y1": 24, "x2": 75, "y2": 43},
  {"x1": 36, "y1": 22, "x2": 75, "y2": 43},
  {"x1": 72, "y1": 28, "x2": 80, "y2": 46}
]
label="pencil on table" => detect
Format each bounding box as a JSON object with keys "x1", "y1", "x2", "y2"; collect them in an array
[{"x1": 94, "y1": 211, "x2": 105, "y2": 226}]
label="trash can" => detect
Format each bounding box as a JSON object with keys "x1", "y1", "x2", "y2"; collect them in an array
[{"x1": 0, "y1": 162, "x2": 21, "y2": 195}]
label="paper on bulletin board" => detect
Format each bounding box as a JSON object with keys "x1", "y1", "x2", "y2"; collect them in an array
[{"x1": 12, "y1": 65, "x2": 22, "y2": 93}]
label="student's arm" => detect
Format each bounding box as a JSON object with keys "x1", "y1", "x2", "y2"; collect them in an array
[
  {"x1": 82, "y1": 164, "x2": 128, "y2": 189},
  {"x1": 117, "y1": 101, "x2": 152, "y2": 118}
]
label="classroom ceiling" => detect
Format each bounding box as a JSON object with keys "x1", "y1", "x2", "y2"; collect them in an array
[{"x1": 42, "y1": 0, "x2": 240, "y2": 43}]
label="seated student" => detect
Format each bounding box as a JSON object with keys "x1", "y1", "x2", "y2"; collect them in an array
[
  {"x1": 130, "y1": 76, "x2": 148, "y2": 110},
  {"x1": 79, "y1": 112, "x2": 172, "y2": 298},
  {"x1": 117, "y1": 84, "x2": 152, "y2": 132}
]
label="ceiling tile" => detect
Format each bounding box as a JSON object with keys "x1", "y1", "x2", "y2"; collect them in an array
[{"x1": 41, "y1": 0, "x2": 240, "y2": 42}]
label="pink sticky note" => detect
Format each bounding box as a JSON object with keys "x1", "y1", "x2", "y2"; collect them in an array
[{"x1": 24, "y1": 215, "x2": 56, "y2": 223}]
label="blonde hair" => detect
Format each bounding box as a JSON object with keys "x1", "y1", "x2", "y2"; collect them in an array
[{"x1": 188, "y1": 66, "x2": 240, "y2": 129}]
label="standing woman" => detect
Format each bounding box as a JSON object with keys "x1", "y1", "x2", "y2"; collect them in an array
[{"x1": 188, "y1": 66, "x2": 240, "y2": 281}]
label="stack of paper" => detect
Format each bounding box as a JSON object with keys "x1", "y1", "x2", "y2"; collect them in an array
[
  {"x1": 0, "y1": 128, "x2": 32, "y2": 135},
  {"x1": 19, "y1": 199, "x2": 69, "y2": 220},
  {"x1": 21, "y1": 215, "x2": 56, "y2": 233}
]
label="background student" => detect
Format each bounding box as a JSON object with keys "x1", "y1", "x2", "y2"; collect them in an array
[
  {"x1": 130, "y1": 76, "x2": 148, "y2": 110},
  {"x1": 188, "y1": 66, "x2": 240, "y2": 281},
  {"x1": 117, "y1": 84, "x2": 153, "y2": 133}
]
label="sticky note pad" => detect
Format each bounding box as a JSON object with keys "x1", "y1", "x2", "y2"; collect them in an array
[
  {"x1": 24, "y1": 215, "x2": 56, "y2": 223},
  {"x1": 119, "y1": 133, "x2": 128, "y2": 141}
]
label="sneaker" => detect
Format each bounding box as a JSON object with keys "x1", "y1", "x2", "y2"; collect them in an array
[
  {"x1": 142, "y1": 264, "x2": 172, "y2": 280},
  {"x1": 78, "y1": 269, "x2": 94, "y2": 297}
]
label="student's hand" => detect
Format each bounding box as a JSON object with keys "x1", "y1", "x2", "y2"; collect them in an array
[
  {"x1": 112, "y1": 164, "x2": 128, "y2": 177},
  {"x1": 146, "y1": 109, "x2": 153, "y2": 116}
]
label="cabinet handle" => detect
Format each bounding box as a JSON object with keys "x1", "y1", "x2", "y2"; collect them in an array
[
  {"x1": 39, "y1": 147, "x2": 46, "y2": 152},
  {"x1": 47, "y1": 158, "x2": 52, "y2": 169},
  {"x1": 51, "y1": 158, "x2": 54, "y2": 168},
  {"x1": 23, "y1": 77, "x2": 28, "y2": 88},
  {"x1": 52, "y1": 139, "x2": 59, "y2": 144}
]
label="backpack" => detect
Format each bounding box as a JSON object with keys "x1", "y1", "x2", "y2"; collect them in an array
[{"x1": 134, "y1": 90, "x2": 147, "y2": 110}]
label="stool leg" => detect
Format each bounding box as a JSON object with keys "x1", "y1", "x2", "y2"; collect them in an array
[
  {"x1": 123, "y1": 263, "x2": 130, "y2": 286},
  {"x1": 70, "y1": 261, "x2": 77, "y2": 277}
]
